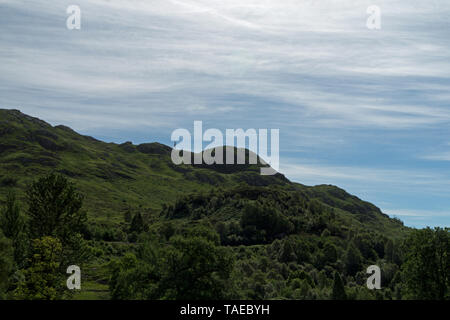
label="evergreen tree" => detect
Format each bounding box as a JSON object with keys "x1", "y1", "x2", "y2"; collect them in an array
[
  {"x1": 345, "y1": 243, "x2": 363, "y2": 276},
  {"x1": 27, "y1": 174, "x2": 86, "y2": 241},
  {"x1": 332, "y1": 272, "x2": 347, "y2": 300},
  {"x1": 0, "y1": 231, "x2": 13, "y2": 299},
  {"x1": 279, "y1": 238, "x2": 297, "y2": 263},
  {"x1": 385, "y1": 239, "x2": 394, "y2": 263},
  {"x1": 0, "y1": 191, "x2": 27, "y2": 266},
  {"x1": 0, "y1": 191, "x2": 24, "y2": 240},
  {"x1": 323, "y1": 242, "x2": 338, "y2": 264},
  {"x1": 130, "y1": 212, "x2": 144, "y2": 234},
  {"x1": 26, "y1": 174, "x2": 88, "y2": 267}
]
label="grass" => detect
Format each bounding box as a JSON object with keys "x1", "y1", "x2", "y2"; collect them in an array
[{"x1": 0, "y1": 109, "x2": 412, "y2": 299}]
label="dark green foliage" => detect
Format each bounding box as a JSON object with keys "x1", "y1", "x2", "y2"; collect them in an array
[
  {"x1": 159, "y1": 222, "x2": 176, "y2": 241},
  {"x1": 279, "y1": 238, "x2": 297, "y2": 263},
  {"x1": 323, "y1": 242, "x2": 338, "y2": 265},
  {"x1": 353, "y1": 232, "x2": 385, "y2": 261},
  {"x1": 332, "y1": 272, "x2": 347, "y2": 300},
  {"x1": 0, "y1": 191, "x2": 24, "y2": 239},
  {"x1": 0, "y1": 231, "x2": 13, "y2": 299},
  {"x1": 0, "y1": 176, "x2": 17, "y2": 187},
  {"x1": 123, "y1": 210, "x2": 132, "y2": 223},
  {"x1": 130, "y1": 212, "x2": 145, "y2": 234},
  {"x1": 109, "y1": 252, "x2": 155, "y2": 299},
  {"x1": 110, "y1": 227, "x2": 235, "y2": 300},
  {"x1": 241, "y1": 202, "x2": 294, "y2": 244},
  {"x1": 27, "y1": 173, "x2": 86, "y2": 242},
  {"x1": 402, "y1": 227, "x2": 449, "y2": 300},
  {"x1": 385, "y1": 239, "x2": 394, "y2": 262},
  {"x1": 26, "y1": 174, "x2": 88, "y2": 267},
  {"x1": 0, "y1": 174, "x2": 92, "y2": 300},
  {"x1": 0, "y1": 191, "x2": 27, "y2": 266},
  {"x1": 1, "y1": 110, "x2": 447, "y2": 301},
  {"x1": 162, "y1": 234, "x2": 234, "y2": 299},
  {"x1": 345, "y1": 243, "x2": 363, "y2": 276}
]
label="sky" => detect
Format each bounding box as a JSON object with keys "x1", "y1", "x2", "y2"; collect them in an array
[{"x1": 0, "y1": 0, "x2": 449, "y2": 228}]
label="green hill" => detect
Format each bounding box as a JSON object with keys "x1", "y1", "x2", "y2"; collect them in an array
[
  {"x1": 0, "y1": 108, "x2": 413, "y2": 300},
  {"x1": 0, "y1": 109, "x2": 404, "y2": 234},
  {"x1": 0, "y1": 110, "x2": 287, "y2": 223}
]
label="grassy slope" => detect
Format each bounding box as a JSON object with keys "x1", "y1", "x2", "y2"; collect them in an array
[
  {"x1": 0, "y1": 109, "x2": 284, "y2": 224},
  {"x1": 0, "y1": 108, "x2": 407, "y2": 236},
  {"x1": 0, "y1": 109, "x2": 409, "y2": 299}
]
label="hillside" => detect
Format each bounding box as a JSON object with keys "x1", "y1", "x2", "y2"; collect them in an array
[
  {"x1": 0, "y1": 109, "x2": 404, "y2": 234},
  {"x1": 0, "y1": 109, "x2": 288, "y2": 224},
  {"x1": 0, "y1": 108, "x2": 412, "y2": 300}
]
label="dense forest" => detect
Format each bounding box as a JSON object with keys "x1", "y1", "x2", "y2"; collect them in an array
[{"x1": 0, "y1": 109, "x2": 449, "y2": 300}]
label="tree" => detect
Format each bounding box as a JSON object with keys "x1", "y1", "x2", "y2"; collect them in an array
[
  {"x1": 160, "y1": 221, "x2": 176, "y2": 241},
  {"x1": 110, "y1": 227, "x2": 235, "y2": 300},
  {"x1": 0, "y1": 231, "x2": 13, "y2": 299},
  {"x1": 27, "y1": 174, "x2": 86, "y2": 240},
  {"x1": 402, "y1": 227, "x2": 449, "y2": 300},
  {"x1": 332, "y1": 272, "x2": 347, "y2": 300},
  {"x1": 385, "y1": 239, "x2": 394, "y2": 263},
  {"x1": 345, "y1": 243, "x2": 363, "y2": 276},
  {"x1": 26, "y1": 174, "x2": 87, "y2": 266},
  {"x1": 279, "y1": 238, "x2": 297, "y2": 263},
  {"x1": 123, "y1": 210, "x2": 132, "y2": 223},
  {"x1": 129, "y1": 212, "x2": 144, "y2": 234},
  {"x1": 109, "y1": 252, "x2": 159, "y2": 300},
  {"x1": 0, "y1": 191, "x2": 27, "y2": 266},
  {"x1": 160, "y1": 232, "x2": 235, "y2": 299},
  {"x1": 0, "y1": 191, "x2": 24, "y2": 240},
  {"x1": 323, "y1": 242, "x2": 338, "y2": 264},
  {"x1": 241, "y1": 202, "x2": 293, "y2": 243},
  {"x1": 14, "y1": 237, "x2": 63, "y2": 300}
]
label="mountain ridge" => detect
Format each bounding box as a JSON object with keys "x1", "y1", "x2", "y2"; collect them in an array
[{"x1": 0, "y1": 108, "x2": 406, "y2": 238}]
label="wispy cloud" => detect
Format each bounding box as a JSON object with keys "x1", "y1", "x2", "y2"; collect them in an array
[
  {"x1": 420, "y1": 152, "x2": 450, "y2": 161},
  {"x1": 1, "y1": 0, "x2": 449, "y2": 130},
  {"x1": 280, "y1": 159, "x2": 450, "y2": 227},
  {"x1": 281, "y1": 160, "x2": 450, "y2": 193},
  {"x1": 0, "y1": 0, "x2": 449, "y2": 227}
]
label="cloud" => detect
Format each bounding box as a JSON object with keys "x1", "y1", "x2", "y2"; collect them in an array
[
  {"x1": 280, "y1": 160, "x2": 450, "y2": 192},
  {"x1": 383, "y1": 209, "x2": 449, "y2": 218},
  {"x1": 1, "y1": 0, "x2": 449, "y2": 131},
  {"x1": 382, "y1": 209, "x2": 449, "y2": 228},
  {"x1": 280, "y1": 159, "x2": 450, "y2": 227},
  {"x1": 0, "y1": 0, "x2": 449, "y2": 227},
  {"x1": 420, "y1": 152, "x2": 450, "y2": 161}
]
